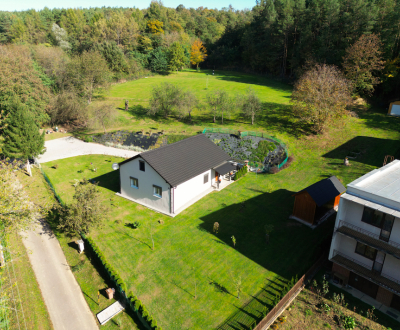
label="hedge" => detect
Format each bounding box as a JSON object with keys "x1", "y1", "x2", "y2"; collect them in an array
[{"x1": 81, "y1": 234, "x2": 162, "y2": 329}]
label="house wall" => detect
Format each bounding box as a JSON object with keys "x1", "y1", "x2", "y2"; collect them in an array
[
  {"x1": 119, "y1": 157, "x2": 171, "y2": 214},
  {"x1": 381, "y1": 254, "x2": 400, "y2": 282},
  {"x1": 174, "y1": 169, "x2": 212, "y2": 211},
  {"x1": 292, "y1": 192, "x2": 316, "y2": 224}
]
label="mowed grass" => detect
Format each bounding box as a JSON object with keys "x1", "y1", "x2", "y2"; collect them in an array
[
  {"x1": 17, "y1": 168, "x2": 142, "y2": 330},
  {"x1": 41, "y1": 70, "x2": 400, "y2": 329}
]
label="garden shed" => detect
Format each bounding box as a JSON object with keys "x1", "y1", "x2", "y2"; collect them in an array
[
  {"x1": 291, "y1": 176, "x2": 346, "y2": 227},
  {"x1": 116, "y1": 134, "x2": 234, "y2": 216},
  {"x1": 388, "y1": 101, "x2": 400, "y2": 116}
]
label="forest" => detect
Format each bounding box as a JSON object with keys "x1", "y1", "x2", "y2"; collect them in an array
[{"x1": 0, "y1": 0, "x2": 399, "y2": 140}]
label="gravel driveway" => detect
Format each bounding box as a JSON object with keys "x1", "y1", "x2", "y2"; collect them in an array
[{"x1": 38, "y1": 136, "x2": 139, "y2": 163}]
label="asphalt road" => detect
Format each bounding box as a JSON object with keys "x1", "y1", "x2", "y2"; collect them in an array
[{"x1": 22, "y1": 219, "x2": 99, "y2": 330}]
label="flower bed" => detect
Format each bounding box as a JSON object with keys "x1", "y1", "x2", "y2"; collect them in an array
[{"x1": 205, "y1": 133, "x2": 287, "y2": 169}]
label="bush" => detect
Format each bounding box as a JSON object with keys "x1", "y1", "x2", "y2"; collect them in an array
[
  {"x1": 234, "y1": 165, "x2": 248, "y2": 180},
  {"x1": 84, "y1": 136, "x2": 93, "y2": 143},
  {"x1": 342, "y1": 316, "x2": 356, "y2": 329}
]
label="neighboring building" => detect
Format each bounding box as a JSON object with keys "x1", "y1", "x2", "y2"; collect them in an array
[
  {"x1": 329, "y1": 160, "x2": 400, "y2": 312},
  {"x1": 117, "y1": 134, "x2": 236, "y2": 216},
  {"x1": 291, "y1": 176, "x2": 346, "y2": 227},
  {"x1": 388, "y1": 101, "x2": 400, "y2": 116}
]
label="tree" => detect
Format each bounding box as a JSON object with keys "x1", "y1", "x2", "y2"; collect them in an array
[
  {"x1": 239, "y1": 88, "x2": 262, "y2": 125},
  {"x1": 0, "y1": 160, "x2": 38, "y2": 234},
  {"x1": 148, "y1": 82, "x2": 183, "y2": 118},
  {"x1": 343, "y1": 34, "x2": 385, "y2": 96},
  {"x1": 168, "y1": 42, "x2": 186, "y2": 72},
  {"x1": 230, "y1": 272, "x2": 242, "y2": 299},
  {"x1": 58, "y1": 179, "x2": 108, "y2": 236},
  {"x1": 96, "y1": 41, "x2": 129, "y2": 74},
  {"x1": 148, "y1": 48, "x2": 168, "y2": 72},
  {"x1": 177, "y1": 90, "x2": 198, "y2": 120},
  {"x1": 206, "y1": 90, "x2": 235, "y2": 124},
  {"x1": 2, "y1": 98, "x2": 45, "y2": 164},
  {"x1": 49, "y1": 91, "x2": 87, "y2": 126},
  {"x1": 147, "y1": 19, "x2": 164, "y2": 35},
  {"x1": 67, "y1": 51, "x2": 111, "y2": 103},
  {"x1": 90, "y1": 103, "x2": 118, "y2": 133},
  {"x1": 51, "y1": 23, "x2": 71, "y2": 51},
  {"x1": 291, "y1": 64, "x2": 352, "y2": 134},
  {"x1": 190, "y1": 40, "x2": 207, "y2": 69}
]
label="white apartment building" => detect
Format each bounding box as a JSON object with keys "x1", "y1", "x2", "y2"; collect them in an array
[{"x1": 329, "y1": 160, "x2": 400, "y2": 312}]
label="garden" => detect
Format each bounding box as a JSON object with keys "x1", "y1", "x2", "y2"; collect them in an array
[{"x1": 205, "y1": 132, "x2": 287, "y2": 169}]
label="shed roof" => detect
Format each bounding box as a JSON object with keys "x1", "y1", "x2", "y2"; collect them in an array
[
  {"x1": 213, "y1": 162, "x2": 237, "y2": 176},
  {"x1": 296, "y1": 176, "x2": 346, "y2": 207},
  {"x1": 119, "y1": 134, "x2": 231, "y2": 187}
]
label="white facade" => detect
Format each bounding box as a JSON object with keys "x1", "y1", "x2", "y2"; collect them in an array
[
  {"x1": 119, "y1": 157, "x2": 171, "y2": 214},
  {"x1": 118, "y1": 157, "x2": 218, "y2": 216},
  {"x1": 329, "y1": 160, "x2": 400, "y2": 303}
]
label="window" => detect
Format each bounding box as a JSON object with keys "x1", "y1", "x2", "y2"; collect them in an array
[
  {"x1": 355, "y1": 242, "x2": 377, "y2": 260},
  {"x1": 361, "y1": 207, "x2": 393, "y2": 229},
  {"x1": 139, "y1": 160, "x2": 145, "y2": 172},
  {"x1": 204, "y1": 173, "x2": 209, "y2": 184},
  {"x1": 130, "y1": 177, "x2": 138, "y2": 189},
  {"x1": 153, "y1": 185, "x2": 162, "y2": 198}
]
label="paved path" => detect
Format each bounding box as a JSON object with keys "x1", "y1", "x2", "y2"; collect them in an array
[
  {"x1": 38, "y1": 136, "x2": 139, "y2": 163},
  {"x1": 22, "y1": 219, "x2": 99, "y2": 330}
]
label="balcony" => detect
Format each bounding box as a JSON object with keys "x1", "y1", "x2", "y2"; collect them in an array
[
  {"x1": 335, "y1": 220, "x2": 400, "y2": 259},
  {"x1": 331, "y1": 249, "x2": 400, "y2": 295}
]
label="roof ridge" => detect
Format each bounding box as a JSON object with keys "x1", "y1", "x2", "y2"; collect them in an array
[{"x1": 140, "y1": 134, "x2": 201, "y2": 156}]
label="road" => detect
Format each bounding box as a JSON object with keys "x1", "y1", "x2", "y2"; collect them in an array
[{"x1": 22, "y1": 219, "x2": 99, "y2": 330}]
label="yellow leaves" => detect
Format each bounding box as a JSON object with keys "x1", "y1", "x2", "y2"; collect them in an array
[
  {"x1": 169, "y1": 21, "x2": 183, "y2": 32},
  {"x1": 190, "y1": 40, "x2": 207, "y2": 68},
  {"x1": 147, "y1": 20, "x2": 164, "y2": 35}
]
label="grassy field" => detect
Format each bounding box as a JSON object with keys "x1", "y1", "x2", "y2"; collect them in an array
[
  {"x1": 17, "y1": 169, "x2": 142, "y2": 330},
  {"x1": 3, "y1": 231, "x2": 53, "y2": 330},
  {"x1": 40, "y1": 70, "x2": 400, "y2": 329}
]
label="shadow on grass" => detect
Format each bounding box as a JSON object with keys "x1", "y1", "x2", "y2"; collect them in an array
[{"x1": 323, "y1": 136, "x2": 400, "y2": 167}]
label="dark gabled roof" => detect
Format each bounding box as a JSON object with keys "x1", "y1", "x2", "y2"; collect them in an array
[
  {"x1": 119, "y1": 134, "x2": 231, "y2": 187},
  {"x1": 296, "y1": 176, "x2": 346, "y2": 207}
]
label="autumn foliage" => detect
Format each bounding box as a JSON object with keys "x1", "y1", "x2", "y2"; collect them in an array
[{"x1": 190, "y1": 40, "x2": 207, "y2": 69}]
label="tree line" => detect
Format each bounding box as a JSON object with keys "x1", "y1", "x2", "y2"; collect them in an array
[{"x1": 1, "y1": 0, "x2": 399, "y2": 98}]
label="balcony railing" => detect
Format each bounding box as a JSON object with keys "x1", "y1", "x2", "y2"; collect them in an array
[
  {"x1": 331, "y1": 249, "x2": 400, "y2": 294},
  {"x1": 336, "y1": 220, "x2": 400, "y2": 251},
  {"x1": 332, "y1": 249, "x2": 372, "y2": 271}
]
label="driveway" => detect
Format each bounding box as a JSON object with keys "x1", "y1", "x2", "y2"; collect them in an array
[
  {"x1": 38, "y1": 136, "x2": 139, "y2": 163},
  {"x1": 22, "y1": 219, "x2": 99, "y2": 330}
]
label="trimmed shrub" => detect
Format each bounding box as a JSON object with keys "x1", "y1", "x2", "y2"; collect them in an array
[
  {"x1": 151, "y1": 319, "x2": 158, "y2": 329},
  {"x1": 134, "y1": 299, "x2": 142, "y2": 311}
]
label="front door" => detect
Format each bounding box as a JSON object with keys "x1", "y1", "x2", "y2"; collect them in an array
[
  {"x1": 391, "y1": 294, "x2": 400, "y2": 312},
  {"x1": 348, "y1": 272, "x2": 379, "y2": 298},
  {"x1": 215, "y1": 172, "x2": 219, "y2": 182}
]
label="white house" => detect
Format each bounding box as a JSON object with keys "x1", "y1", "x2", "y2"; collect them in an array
[
  {"x1": 116, "y1": 134, "x2": 236, "y2": 216},
  {"x1": 329, "y1": 160, "x2": 400, "y2": 312}
]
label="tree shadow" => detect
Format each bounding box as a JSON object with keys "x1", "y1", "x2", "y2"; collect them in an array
[
  {"x1": 355, "y1": 106, "x2": 400, "y2": 133},
  {"x1": 322, "y1": 136, "x2": 400, "y2": 167},
  {"x1": 209, "y1": 279, "x2": 235, "y2": 296}
]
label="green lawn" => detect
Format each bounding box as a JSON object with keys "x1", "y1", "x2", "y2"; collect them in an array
[
  {"x1": 41, "y1": 70, "x2": 400, "y2": 329},
  {"x1": 17, "y1": 168, "x2": 142, "y2": 330}
]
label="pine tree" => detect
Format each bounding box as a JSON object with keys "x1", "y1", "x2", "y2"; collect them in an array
[{"x1": 2, "y1": 98, "x2": 45, "y2": 162}]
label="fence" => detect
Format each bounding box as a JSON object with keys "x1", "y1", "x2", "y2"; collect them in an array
[
  {"x1": 39, "y1": 167, "x2": 66, "y2": 206},
  {"x1": 253, "y1": 253, "x2": 327, "y2": 330},
  {"x1": 202, "y1": 128, "x2": 289, "y2": 170}
]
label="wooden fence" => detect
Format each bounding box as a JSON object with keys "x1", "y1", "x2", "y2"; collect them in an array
[{"x1": 253, "y1": 254, "x2": 327, "y2": 330}]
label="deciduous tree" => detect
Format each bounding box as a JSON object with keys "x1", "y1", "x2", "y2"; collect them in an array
[
  {"x1": 58, "y1": 179, "x2": 108, "y2": 236},
  {"x1": 343, "y1": 34, "x2": 385, "y2": 96},
  {"x1": 239, "y1": 88, "x2": 262, "y2": 125},
  {"x1": 149, "y1": 82, "x2": 183, "y2": 118},
  {"x1": 190, "y1": 40, "x2": 207, "y2": 69},
  {"x1": 291, "y1": 64, "x2": 352, "y2": 134},
  {"x1": 177, "y1": 90, "x2": 198, "y2": 120},
  {"x1": 168, "y1": 42, "x2": 186, "y2": 72},
  {"x1": 66, "y1": 51, "x2": 111, "y2": 103},
  {"x1": 90, "y1": 102, "x2": 118, "y2": 133}
]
